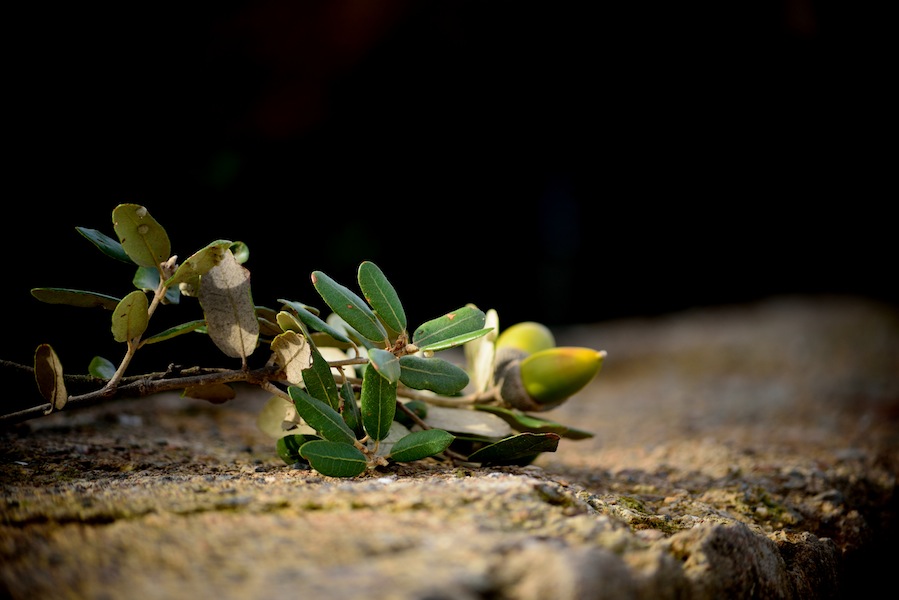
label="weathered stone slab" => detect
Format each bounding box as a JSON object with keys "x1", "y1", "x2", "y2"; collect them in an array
[{"x1": 2, "y1": 296, "x2": 896, "y2": 598}]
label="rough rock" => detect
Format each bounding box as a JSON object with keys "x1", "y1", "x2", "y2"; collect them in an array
[{"x1": 2, "y1": 295, "x2": 897, "y2": 599}]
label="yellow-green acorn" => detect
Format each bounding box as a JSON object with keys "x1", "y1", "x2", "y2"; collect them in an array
[
  {"x1": 519, "y1": 347, "x2": 605, "y2": 408},
  {"x1": 495, "y1": 321, "x2": 556, "y2": 355}
]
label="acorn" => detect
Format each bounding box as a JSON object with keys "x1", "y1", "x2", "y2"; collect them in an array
[
  {"x1": 493, "y1": 321, "x2": 605, "y2": 412},
  {"x1": 495, "y1": 321, "x2": 556, "y2": 355},
  {"x1": 493, "y1": 321, "x2": 557, "y2": 388}
]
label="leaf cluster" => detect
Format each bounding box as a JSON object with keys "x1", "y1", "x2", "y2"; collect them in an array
[{"x1": 22, "y1": 204, "x2": 601, "y2": 477}]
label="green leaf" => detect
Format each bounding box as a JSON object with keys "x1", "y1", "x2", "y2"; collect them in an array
[
  {"x1": 76, "y1": 226, "x2": 134, "y2": 264},
  {"x1": 368, "y1": 348, "x2": 401, "y2": 384},
  {"x1": 141, "y1": 320, "x2": 206, "y2": 345},
  {"x1": 311, "y1": 270, "x2": 388, "y2": 344},
  {"x1": 165, "y1": 239, "x2": 233, "y2": 288},
  {"x1": 288, "y1": 386, "x2": 357, "y2": 445},
  {"x1": 299, "y1": 440, "x2": 368, "y2": 478},
  {"x1": 34, "y1": 344, "x2": 67, "y2": 412},
  {"x1": 388, "y1": 429, "x2": 455, "y2": 463},
  {"x1": 466, "y1": 432, "x2": 561, "y2": 465},
  {"x1": 275, "y1": 310, "x2": 303, "y2": 334},
  {"x1": 111, "y1": 290, "x2": 149, "y2": 343},
  {"x1": 111, "y1": 204, "x2": 171, "y2": 269},
  {"x1": 229, "y1": 241, "x2": 250, "y2": 264},
  {"x1": 198, "y1": 250, "x2": 259, "y2": 361},
  {"x1": 360, "y1": 367, "x2": 397, "y2": 441},
  {"x1": 412, "y1": 306, "x2": 487, "y2": 349},
  {"x1": 417, "y1": 327, "x2": 494, "y2": 354},
  {"x1": 340, "y1": 379, "x2": 363, "y2": 438},
  {"x1": 132, "y1": 267, "x2": 180, "y2": 304},
  {"x1": 394, "y1": 400, "x2": 428, "y2": 428},
  {"x1": 279, "y1": 299, "x2": 352, "y2": 344},
  {"x1": 31, "y1": 288, "x2": 121, "y2": 310},
  {"x1": 475, "y1": 405, "x2": 594, "y2": 439},
  {"x1": 357, "y1": 261, "x2": 406, "y2": 333},
  {"x1": 399, "y1": 355, "x2": 469, "y2": 395},
  {"x1": 301, "y1": 344, "x2": 342, "y2": 411},
  {"x1": 276, "y1": 433, "x2": 320, "y2": 465},
  {"x1": 88, "y1": 356, "x2": 116, "y2": 380}
]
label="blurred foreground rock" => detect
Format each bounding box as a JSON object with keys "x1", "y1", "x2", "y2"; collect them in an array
[{"x1": 2, "y1": 295, "x2": 897, "y2": 599}]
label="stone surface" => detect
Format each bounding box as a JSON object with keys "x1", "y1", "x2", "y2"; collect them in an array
[{"x1": 2, "y1": 295, "x2": 897, "y2": 599}]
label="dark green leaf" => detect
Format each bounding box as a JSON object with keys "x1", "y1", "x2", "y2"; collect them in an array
[
  {"x1": 299, "y1": 440, "x2": 367, "y2": 477},
  {"x1": 141, "y1": 320, "x2": 205, "y2": 345},
  {"x1": 466, "y1": 432, "x2": 561, "y2": 465},
  {"x1": 360, "y1": 367, "x2": 397, "y2": 441},
  {"x1": 276, "y1": 433, "x2": 320, "y2": 465},
  {"x1": 357, "y1": 261, "x2": 406, "y2": 333},
  {"x1": 88, "y1": 356, "x2": 116, "y2": 380},
  {"x1": 279, "y1": 298, "x2": 352, "y2": 344},
  {"x1": 133, "y1": 267, "x2": 180, "y2": 304},
  {"x1": 111, "y1": 290, "x2": 149, "y2": 343},
  {"x1": 416, "y1": 327, "x2": 493, "y2": 354},
  {"x1": 412, "y1": 307, "x2": 487, "y2": 349},
  {"x1": 368, "y1": 348, "x2": 400, "y2": 384},
  {"x1": 399, "y1": 355, "x2": 469, "y2": 395},
  {"x1": 475, "y1": 405, "x2": 595, "y2": 439},
  {"x1": 288, "y1": 386, "x2": 357, "y2": 445},
  {"x1": 389, "y1": 429, "x2": 455, "y2": 463},
  {"x1": 76, "y1": 226, "x2": 134, "y2": 264},
  {"x1": 31, "y1": 288, "x2": 121, "y2": 310},
  {"x1": 301, "y1": 344, "x2": 342, "y2": 411},
  {"x1": 310, "y1": 270, "x2": 388, "y2": 343},
  {"x1": 340, "y1": 379, "x2": 363, "y2": 438},
  {"x1": 395, "y1": 400, "x2": 428, "y2": 428},
  {"x1": 111, "y1": 204, "x2": 171, "y2": 269}
]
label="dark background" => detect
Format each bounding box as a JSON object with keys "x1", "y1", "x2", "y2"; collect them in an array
[{"x1": 5, "y1": 1, "x2": 894, "y2": 399}]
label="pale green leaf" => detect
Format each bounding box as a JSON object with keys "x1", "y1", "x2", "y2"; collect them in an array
[
  {"x1": 111, "y1": 204, "x2": 171, "y2": 269},
  {"x1": 198, "y1": 250, "x2": 259, "y2": 360},
  {"x1": 368, "y1": 348, "x2": 400, "y2": 384},
  {"x1": 464, "y1": 307, "x2": 498, "y2": 393},
  {"x1": 111, "y1": 290, "x2": 149, "y2": 343},
  {"x1": 422, "y1": 405, "x2": 513, "y2": 438},
  {"x1": 165, "y1": 239, "x2": 233, "y2": 288}
]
